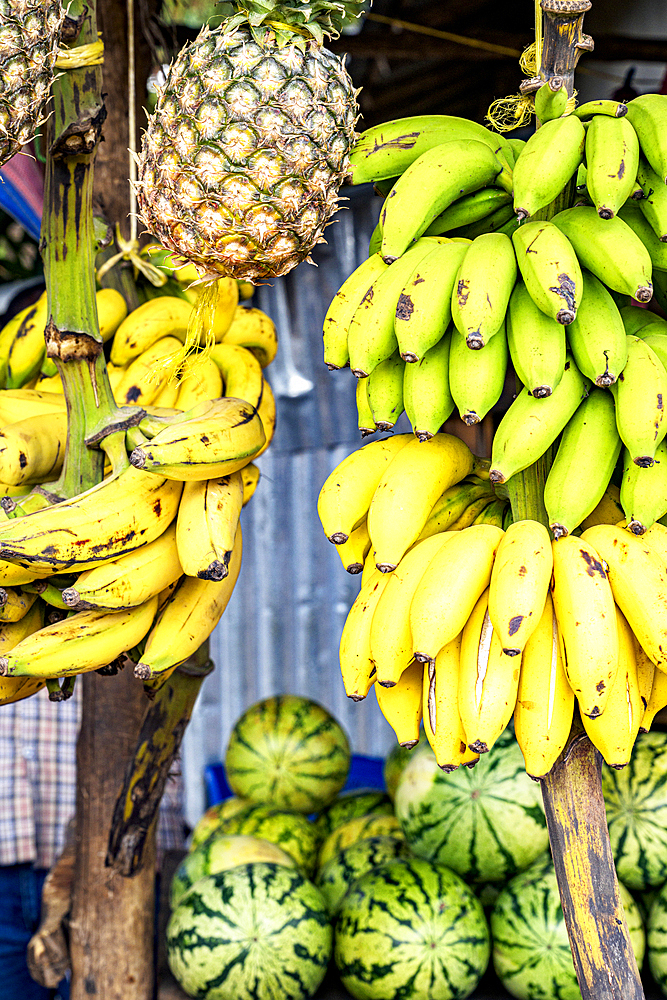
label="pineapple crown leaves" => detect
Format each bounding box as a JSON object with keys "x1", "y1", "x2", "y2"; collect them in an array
[{"x1": 216, "y1": 1, "x2": 367, "y2": 47}]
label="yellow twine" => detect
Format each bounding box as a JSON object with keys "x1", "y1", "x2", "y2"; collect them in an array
[
  {"x1": 54, "y1": 36, "x2": 104, "y2": 69},
  {"x1": 155, "y1": 280, "x2": 220, "y2": 385}
]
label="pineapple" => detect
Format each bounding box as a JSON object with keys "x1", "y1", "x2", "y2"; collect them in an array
[
  {"x1": 0, "y1": 0, "x2": 64, "y2": 168},
  {"x1": 136, "y1": 1, "x2": 363, "y2": 283}
]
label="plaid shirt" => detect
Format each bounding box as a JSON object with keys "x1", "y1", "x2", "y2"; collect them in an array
[{"x1": 0, "y1": 686, "x2": 184, "y2": 870}]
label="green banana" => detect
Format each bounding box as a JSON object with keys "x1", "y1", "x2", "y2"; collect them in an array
[
  {"x1": 417, "y1": 479, "x2": 495, "y2": 540},
  {"x1": 346, "y1": 115, "x2": 513, "y2": 185},
  {"x1": 551, "y1": 206, "x2": 653, "y2": 303},
  {"x1": 534, "y1": 79, "x2": 568, "y2": 124},
  {"x1": 637, "y1": 156, "x2": 667, "y2": 241},
  {"x1": 368, "y1": 222, "x2": 382, "y2": 256},
  {"x1": 347, "y1": 238, "x2": 443, "y2": 378},
  {"x1": 323, "y1": 253, "x2": 388, "y2": 370},
  {"x1": 655, "y1": 269, "x2": 667, "y2": 314},
  {"x1": 625, "y1": 94, "x2": 667, "y2": 184},
  {"x1": 585, "y1": 115, "x2": 640, "y2": 219},
  {"x1": 618, "y1": 199, "x2": 667, "y2": 272},
  {"x1": 451, "y1": 233, "x2": 517, "y2": 349},
  {"x1": 574, "y1": 100, "x2": 628, "y2": 120},
  {"x1": 544, "y1": 389, "x2": 622, "y2": 538},
  {"x1": 641, "y1": 334, "x2": 667, "y2": 370},
  {"x1": 507, "y1": 280, "x2": 567, "y2": 397},
  {"x1": 620, "y1": 306, "x2": 667, "y2": 337},
  {"x1": 611, "y1": 335, "x2": 667, "y2": 466},
  {"x1": 512, "y1": 220, "x2": 582, "y2": 324},
  {"x1": 512, "y1": 116, "x2": 586, "y2": 220},
  {"x1": 402, "y1": 332, "x2": 454, "y2": 441},
  {"x1": 367, "y1": 352, "x2": 405, "y2": 432},
  {"x1": 356, "y1": 376, "x2": 376, "y2": 438},
  {"x1": 424, "y1": 189, "x2": 511, "y2": 236},
  {"x1": 394, "y1": 240, "x2": 468, "y2": 362},
  {"x1": 449, "y1": 318, "x2": 508, "y2": 425},
  {"x1": 472, "y1": 497, "x2": 508, "y2": 527},
  {"x1": 565, "y1": 270, "x2": 628, "y2": 386},
  {"x1": 452, "y1": 203, "x2": 516, "y2": 241},
  {"x1": 490, "y1": 355, "x2": 590, "y2": 484},
  {"x1": 502, "y1": 505, "x2": 514, "y2": 530},
  {"x1": 507, "y1": 138, "x2": 526, "y2": 162},
  {"x1": 379, "y1": 140, "x2": 511, "y2": 263},
  {"x1": 621, "y1": 440, "x2": 667, "y2": 534}
]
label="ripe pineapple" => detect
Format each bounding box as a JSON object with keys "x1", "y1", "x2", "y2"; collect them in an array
[
  {"x1": 137, "y1": 1, "x2": 363, "y2": 283},
  {"x1": 0, "y1": 0, "x2": 65, "y2": 168}
]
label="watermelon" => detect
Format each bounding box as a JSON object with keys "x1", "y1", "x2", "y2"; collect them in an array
[
  {"x1": 201, "y1": 803, "x2": 320, "y2": 876},
  {"x1": 647, "y1": 879, "x2": 667, "y2": 991},
  {"x1": 171, "y1": 835, "x2": 297, "y2": 909},
  {"x1": 383, "y1": 733, "x2": 428, "y2": 801},
  {"x1": 394, "y1": 730, "x2": 548, "y2": 883},
  {"x1": 167, "y1": 862, "x2": 332, "y2": 1000},
  {"x1": 318, "y1": 813, "x2": 404, "y2": 871},
  {"x1": 224, "y1": 695, "x2": 351, "y2": 813},
  {"x1": 492, "y1": 853, "x2": 645, "y2": 1000},
  {"x1": 314, "y1": 789, "x2": 393, "y2": 840},
  {"x1": 603, "y1": 731, "x2": 667, "y2": 890},
  {"x1": 191, "y1": 797, "x2": 251, "y2": 849},
  {"x1": 316, "y1": 835, "x2": 412, "y2": 915},
  {"x1": 334, "y1": 857, "x2": 490, "y2": 1000}
]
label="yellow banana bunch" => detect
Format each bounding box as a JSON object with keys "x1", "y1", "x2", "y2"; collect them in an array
[
  {"x1": 0, "y1": 411, "x2": 68, "y2": 486},
  {"x1": 176, "y1": 473, "x2": 244, "y2": 580}
]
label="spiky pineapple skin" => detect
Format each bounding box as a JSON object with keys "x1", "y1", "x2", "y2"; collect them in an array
[
  {"x1": 0, "y1": 0, "x2": 64, "y2": 168},
  {"x1": 137, "y1": 24, "x2": 358, "y2": 282}
]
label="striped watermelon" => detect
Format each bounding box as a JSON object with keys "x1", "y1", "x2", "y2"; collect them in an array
[
  {"x1": 316, "y1": 835, "x2": 412, "y2": 915},
  {"x1": 603, "y1": 731, "x2": 667, "y2": 890},
  {"x1": 334, "y1": 857, "x2": 490, "y2": 1000},
  {"x1": 394, "y1": 730, "x2": 548, "y2": 882},
  {"x1": 167, "y1": 862, "x2": 332, "y2": 1000},
  {"x1": 492, "y1": 853, "x2": 645, "y2": 1000},
  {"x1": 171, "y1": 835, "x2": 297, "y2": 908},
  {"x1": 201, "y1": 803, "x2": 320, "y2": 876},
  {"x1": 314, "y1": 789, "x2": 393, "y2": 840},
  {"x1": 224, "y1": 695, "x2": 351, "y2": 813},
  {"x1": 318, "y1": 813, "x2": 403, "y2": 871},
  {"x1": 647, "y1": 879, "x2": 667, "y2": 990},
  {"x1": 191, "y1": 797, "x2": 251, "y2": 849}
]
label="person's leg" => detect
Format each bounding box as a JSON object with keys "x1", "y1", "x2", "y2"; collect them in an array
[{"x1": 0, "y1": 863, "x2": 54, "y2": 1000}]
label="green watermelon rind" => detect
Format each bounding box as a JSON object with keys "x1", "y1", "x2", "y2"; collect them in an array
[
  {"x1": 168, "y1": 862, "x2": 332, "y2": 1000},
  {"x1": 199, "y1": 802, "x2": 321, "y2": 877},
  {"x1": 316, "y1": 835, "x2": 412, "y2": 915},
  {"x1": 318, "y1": 813, "x2": 404, "y2": 871},
  {"x1": 314, "y1": 789, "x2": 393, "y2": 841}
]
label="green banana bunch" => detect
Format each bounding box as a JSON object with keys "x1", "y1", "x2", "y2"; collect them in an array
[
  {"x1": 534, "y1": 79, "x2": 568, "y2": 124},
  {"x1": 345, "y1": 115, "x2": 514, "y2": 185},
  {"x1": 490, "y1": 355, "x2": 590, "y2": 484},
  {"x1": 448, "y1": 318, "x2": 508, "y2": 425},
  {"x1": 451, "y1": 233, "x2": 517, "y2": 349},
  {"x1": 323, "y1": 254, "x2": 388, "y2": 370},
  {"x1": 620, "y1": 306, "x2": 667, "y2": 338},
  {"x1": 551, "y1": 206, "x2": 653, "y2": 302},
  {"x1": 506, "y1": 280, "x2": 566, "y2": 397},
  {"x1": 379, "y1": 140, "x2": 512, "y2": 262},
  {"x1": 625, "y1": 94, "x2": 667, "y2": 184},
  {"x1": 636, "y1": 156, "x2": 667, "y2": 241},
  {"x1": 424, "y1": 189, "x2": 511, "y2": 236},
  {"x1": 394, "y1": 241, "x2": 468, "y2": 362},
  {"x1": 367, "y1": 352, "x2": 405, "y2": 432},
  {"x1": 544, "y1": 389, "x2": 622, "y2": 538},
  {"x1": 565, "y1": 270, "x2": 628, "y2": 386},
  {"x1": 402, "y1": 333, "x2": 454, "y2": 440},
  {"x1": 512, "y1": 116, "x2": 586, "y2": 220},
  {"x1": 611, "y1": 335, "x2": 667, "y2": 467},
  {"x1": 621, "y1": 440, "x2": 667, "y2": 534},
  {"x1": 512, "y1": 220, "x2": 582, "y2": 325},
  {"x1": 130, "y1": 398, "x2": 265, "y2": 481},
  {"x1": 618, "y1": 200, "x2": 667, "y2": 272},
  {"x1": 585, "y1": 115, "x2": 640, "y2": 219}
]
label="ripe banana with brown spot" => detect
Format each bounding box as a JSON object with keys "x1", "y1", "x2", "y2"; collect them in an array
[
  {"x1": 114, "y1": 336, "x2": 184, "y2": 406},
  {"x1": 176, "y1": 473, "x2": 244, "y2": 580},
  {"x1": 488, "y1": 520, "x2": 552, "y2": 656},
  {"x1": 110, "y1": 296, "x2": 192, "y2": 366}
]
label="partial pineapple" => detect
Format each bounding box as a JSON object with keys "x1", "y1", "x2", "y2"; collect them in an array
[
  {"x1": 136, "y1": 1, "x2": 363, "y2": 283},
  {"x1": 0, "y1": 0, "x2": 65, "y2": 168}
]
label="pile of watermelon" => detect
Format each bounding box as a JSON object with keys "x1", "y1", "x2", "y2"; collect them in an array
[{"x1": 166, "y1": 696, "x2": 667, "y2": 1000}]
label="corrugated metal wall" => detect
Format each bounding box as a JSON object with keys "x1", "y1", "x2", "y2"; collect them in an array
[{"x1": 182, "y1": 186, "x2": 405, "y2": 825}]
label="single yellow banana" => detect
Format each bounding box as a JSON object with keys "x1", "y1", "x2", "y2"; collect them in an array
[
  {"x1": 0, "y1": 558, "x2": 45, "y2": 587},
  {"x1": 580, "y1": 484, "x2": 624, "y2": 530},
  {"x1": 0, "y1": 411, "x2": 68, "y2": 487},
  {"x1": 253, "y1": 377, "x2": 275, "y2": 458},
  {"x1": 97, "y1": 287, "x2": 128, "y2": 343},
  {"x1": 488, "y1": 520, "x2": 553, "y2": 656},
  {"x1": 514, "y1": 594, "x2": 574, "y2": 779},
  {"x1": 0, "y1": 600, "x2": 46, "y2": 704},
  {"x1": 335, "y1": 519, "x2": 371, "y2": 575},
  {"x1": 134, "y1": 524, "x2": 242, "y2": 679},
  {"x1": 174, "y1": 355, "x2": 223, "y2": 411},
  {"x1": 339, "y1": 570, "x2": 391, "y2": 701},
  {"x1": 180, "y1": 278, "x2": 239, "y2": 341},
  {"x1": 582, "y1": 607, "x2": 643, "y2": 767},
  {"x1": 458, "y1": 588, "x2": 521, "y2": 754},
  {"x1": 114, "y1": 336, "x2": 184, "y2": 407},
  {"x1": 176, "y1": 473, "x2": 244, "y2": 580},
  {"x1": 220, "y1": 306, "x2": 277, "y2": 368},
  {"x1": 241, "y1": 464, "x2": 260, "y2": 506},
  {"x1": 110, "y1": 296, "x2": 192, "y2": 366},
  {"x1": 368, "y1": 433, "x2": 474, "y2": 572},
  {"x1": 0, "y1": 301, "x2": 40, "y2": 386},
  {"x1": 641, "y1": 660, "x2": 667, "y2": 732},
  {"x1": 0, "y1": 596, "x2": 159, "y2": 678},
  {"x1": 370, "y1": 532, "x2": 455, "y2": 686},
  {"x1": 410, "y1": 524, "x2": 504, "y2": 664},
  {"x1": 581, "y1": 523, "x2": 667, "y2": 671},
  {"x1": 317, "y1": 435, "x2": 412, "y2": 543},
  {"x1": 551, "y1": 534, "x2": 619, "y2": 718},
  {"x1": 5, "y1": 293, "x2": 48, "y2": 389},
  {"x1": 0, "y1": 467, "x2": 182, "y2": 573},
  {"x1": 0, "y1": 588, "x2": 38, "y2": 623},
  {"x1": 0, "y1": 388, "x2": 65, "y2": 423},
  {"x1": 61, "y1": 522, "x2": 182, "y2": 610},
  {"x1": 35, "y1": 373, "x2": 63, "y2": 394},
  {"x1": 375, "y1": 659, "x2": 423, "y2": 748},
  {"x1": 151, "y1": 377, "x2": 182, "y2": 409},
  {"x1": 423, "y1": 635, "x2": 480, "y2": 771},
  {"x1": 446, "y1": 494, "x2": 494, "y2": 531},
  {"x1": 210, "y1": 342, "x2": 263, "y2": 410},
  {"x1": 416, "y1": 480, "x2": 495, "y2": 541},
  {"x1": 635, "y1": 635, "x2": 656, "y2": 721}
]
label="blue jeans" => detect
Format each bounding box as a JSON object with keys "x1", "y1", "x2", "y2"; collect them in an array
[{"x1": 0, "y1": 864, "x2": 69, "y2": 1000}]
